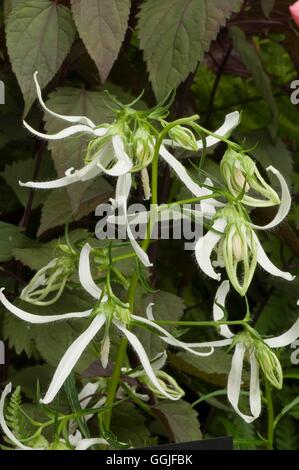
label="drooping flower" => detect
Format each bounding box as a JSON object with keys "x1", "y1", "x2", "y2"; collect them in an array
[
  {"x1": 21, "y1": 72, "x2": 240, "y2": 195},
  {"x1": 0, "y1": 243, "x2": 215, "y2": 404},
  {"x1": 20, "y1": 73, "x2": 240, "y2": 266},
  {"x1": 220, "y1": 148, "x2": 281, "y2": 207},
  {"x1": 20, "y1": 244, "x2": 77, "y2": 306},
  {"x1": 195, "y1": 193, "x2": 294, "y2": 296},
  {"x1": 185, "y1": 281, "x2": 299, "y2": 422}
]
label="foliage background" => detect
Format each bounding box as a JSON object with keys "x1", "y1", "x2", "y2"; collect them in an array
[{"x1": 0, "y1": 0, "x2": 299, "y2": 449}]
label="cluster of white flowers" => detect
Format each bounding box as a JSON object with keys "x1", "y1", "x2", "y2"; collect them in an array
[{"x1": 0, "y1": 73, "x2": 298, "y2": 449}]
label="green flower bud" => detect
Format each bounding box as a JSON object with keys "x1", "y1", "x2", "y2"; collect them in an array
[
  {"x1": 220, "y1": 148, "x2": 280, "y2": 207},
  {"x1": 221, "y1": 206, "x2": 257, "y2": 296},
  {"x1": 20, "y1": 252, "x2": 76, "y2": 306},
  {"x1": 254, "y1": 341, "x2": 283, "y2": 389},
  {"x1": 115, "y1": 304, "x2": 131, "y2": 325},
  {"x1": 132, "y1": 127, "x2": 155, "y2": 166},
  {"x1": 168, "y1": 125, "x2": 198, "y2": 151},
  {"x1": 140, "y1": 370, "x2": 185, "y2": 400}
]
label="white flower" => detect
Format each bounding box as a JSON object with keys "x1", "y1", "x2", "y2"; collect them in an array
[
  {"x1": 0, "y1": 244, "x2": 215, "y2": 405},
  {"x1": 21, "y1": 72, "x2": 240, "y2": 197},
  {"x1": 195, "y1": 169, "x2": 294, "y2": 294},
  {"x1": 189, "y1": 281, "x2": 299, "y2": 422},
  {"x1": 0, "y1": 383, "x2": 108, "y2": 450}
]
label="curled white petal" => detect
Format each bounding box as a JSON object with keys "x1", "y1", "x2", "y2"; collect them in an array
[
  {"x1": 227, "y1": 343, "x2": 260, "y2": 423},
  {"x1": 113, "y1": 174, "x2": 152, "y2": 267},
  {"x1": 265, "y1": 318, "x2": 299, "y2": 348},
  {"x1": 254, "y1": 234, "x2": 295, "y2": 281},
  {"x1": 132, "y1": 314, "x2": 215, "y2": 356},
  {"x1": 23, "y1": 121, "x2": 98, "y2": 140},
  {"x1": 41, "y1": 315, "x2": 106, "y2": 404},
  {"x1": 145, "y1": 303, "x2": 155, "y2": 320},
  {"x1": 163, "y1": 111, "x2": 240, "y2": 149},
  {"x1": 79, "y1": 244, "x2": 103, "y2": 299},
  {"x1": 251, "y1": 166, "x2": 292, "y2": 230},
  {"x1": 213, "y1": 280, "x2": 234, "y2": 339},
  {"x1": 0, "y1": 383, "x2": 38, "y2": 450},
  {"x1": 159, "y1": 145, "x2": 206, "y2": 197},
  {"x1": 249, "y1": 352, "x2": 262, "y2": 419},
  {"x1": 19, "y1": 155, "x2": 102, "y2": 189},
  {"x1": 97, "y1": 135, "x2": 132, "y2": 176},
  {"x1": 113, "y1": 319, "x2": 179, "y2": 400},
  {"x1": 198, "y1": 111, "x2": 240, "y2": 148},
  {"x1": 195, "y1": 217, "x2": 227, "y2": 281},
  {"x1": 33, "y1": 71, "x2": 96, "y2": 128},
  {"x1": 0, "y1": 288, "x2": 91, "y2": 324},
  {"x1": 163, "y1": 337, "x2": 233, "y2": 348}
]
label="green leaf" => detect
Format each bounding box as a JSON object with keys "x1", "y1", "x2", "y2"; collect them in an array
[
  {"x1": 134, "y1": 290, "x2": 185, "y2": 358},
  {"x1": 6, "y1": 0, "x2": 76, "y2": 115},
  {"x1": 169, "y1": 350, "x2": 235, "y2": 387},
  {"x1": 70, "y1": 0, "x2": 131, "y2": 83},
  {"x1": 2, "y1": 155, "x2": 53, "y2": 208},
  {"x1": 64, "y1": 373, "x2": 90, "y2": 438},
  {"x1": 275, "y1": 417, "x2": 299, "y2": 450},
  {"x1": 0, "y1": 222, "x2": 28, "y2": 262},
  {"x1": 153, "y1": 399, "x2": 202, "y2": 442},
  {"x1": 12, "y1": 228, "x2": 88, "y2": 270},
  {"x1": 3, "y1": 0, "x2": 25, "y2": 22},
  {"x1": 230, "y1": 27, "x2": 279, "y2": 134},
  {"x1": 238, "y1": 128, "x2": 293, "y2": 185},
  {"x1": 10, "y1": 364, "x2": 54, "y2": 399},
  {"x1": 138, "y1": 0, "x2": 242, "y2": 100},
  {"x1": 38, "y1": 178, "x2": 113, "y2": 235},
  {"x1": 44, "y1": 86, "x2": 114, "y2": 211},
  {"x1": 110, "y1": 402, "x2": 151, "y2": 448},
  {"x1": 2, "y1": 309, "x2": 36, "y2": 356}
]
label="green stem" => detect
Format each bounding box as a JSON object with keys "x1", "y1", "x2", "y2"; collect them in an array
[
  {"x1": 103, "y1": 117, "x2": 197, "y2": 431},
  {"x1": 120, "y1": 383, "x2": 156, "y2": 418},
  {"x1": 265, "y1": 380, "x2": 274, "y2": 450}
]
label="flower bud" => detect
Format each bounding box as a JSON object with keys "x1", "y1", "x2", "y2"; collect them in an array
[
  {"x1": 115, "y1": 304, "x2": 131, "y2": 325},
  {"x1": 20, "y1": 252, "x2": 76, "y2": 306},
  {"x1": 168, "y1": 125, "x2": 198, "y2": 151},
  {"x1": 220, "y1": 148, "x2": 280, "y2": 207},
  {"x1": 140, "y1": 370, "x2": 185, "y2": 400},
  {"x1": 100, "y1": 335, "x2": 111, "y2": 369},
  {"x1": 221, "y1": 207, "x2": 257, "y2": 296},
  {"x1": 254, "y1": 340, "x2": 283, "y2": 389},
  {"x1": 132, "y1": 127, "x2": 155, "y2": 166}
]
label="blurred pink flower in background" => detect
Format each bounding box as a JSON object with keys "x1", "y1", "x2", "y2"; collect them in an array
[{"x1": 290, "y1": 1, "x2": 299, "y2": 25}]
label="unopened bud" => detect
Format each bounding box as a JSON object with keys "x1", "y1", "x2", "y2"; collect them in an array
[
  {"x1": 133, "y1": 128, "x2": 155, "y2": 166},
  {"x1": 221, "y1": 206, "x2": 257, "y2": 296},
  {"x1": 255, "y1": 341, "x2": 283, "y2": 389},
  {"x1": 140, "y1": 370, "x2": 184, "y2": 400},
  {"x1": 20, "y1": 254, "x2": 76, "y2": 306},
  {"x1": 100, "y1": 335, "x2": 110, "y2": 369},
  {"x1": 168, "y1": 125, "x2": 198, "y2": 151},
  {"x1": 220, "y1": 148, "x2": 280, "y2": 207}
]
